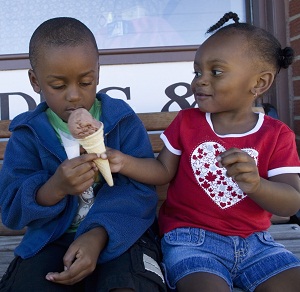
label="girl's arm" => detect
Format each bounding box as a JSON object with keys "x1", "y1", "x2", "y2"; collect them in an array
[
  {"x1": 251, "y1": 173, "x2": 300, "y2": 216},
  {"x1": 105, "y1": 146, "x2": 180, "y2": 185}
]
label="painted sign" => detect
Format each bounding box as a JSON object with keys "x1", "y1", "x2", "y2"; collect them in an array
[{"x1": 0, "y1": 61, "x2": 197, "y2": 120}]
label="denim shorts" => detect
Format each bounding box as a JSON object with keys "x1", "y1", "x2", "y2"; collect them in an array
[{"x1": 161, "y1": 227, "x2": 300, "y2": 292}]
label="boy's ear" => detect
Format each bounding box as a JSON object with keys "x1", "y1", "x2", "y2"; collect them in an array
[
  {"x1": 96, "y1": 63, "x2": 100, "y2": 85},
  {"x1": 28, "y1": 69, "x2": 41, "y2": 93},
  {"x1": 252, "y1": 71, "x2": 275, "y2": 96}
]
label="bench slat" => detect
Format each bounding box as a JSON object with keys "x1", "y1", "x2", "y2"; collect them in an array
[
  {"x1": 138, "y1": 112, "x2": 177, "y2": 131},
  {"x1": 268, "y1": 224, "x2": 300, "y2": 240},
  {"x1": 148, "y1": 134, "x2": 165, "y2": 154},
  {"x1": 0, "y1": 120, "x2": 11, "y2": 138},
  {"x1": 0, "y1": 141, "x2": 7, "y2": 160}
]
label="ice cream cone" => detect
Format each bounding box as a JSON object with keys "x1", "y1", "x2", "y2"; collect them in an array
[{"x1": 77, "y1": 126, "x2": 114, "y2": 187}]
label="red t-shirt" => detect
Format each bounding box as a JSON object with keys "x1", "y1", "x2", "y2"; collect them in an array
[{"x1": 159, "y1": 109, "x2": 300, "y2": 237}]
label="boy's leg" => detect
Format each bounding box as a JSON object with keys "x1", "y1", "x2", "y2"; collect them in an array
[
  {"x1": 254, "y1": 267, "x2": 300, "y2": 292},
  {"x1": 0, "y1": 233, "x2": 83, "y2": 292},
  {"x1": 86, "y1": 228, "x2": 167, "y2": 292}
]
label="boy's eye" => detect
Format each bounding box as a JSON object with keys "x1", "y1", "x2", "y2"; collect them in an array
[
  {"x1": 52, "y1": 84, "x2": 65, "y2": 89},
  {"x1": 80, "y1": 82, "x2": 92, "y2": 87},
  {"x1": 193, "y1": 71, "x2": 202, "y2": 78}
]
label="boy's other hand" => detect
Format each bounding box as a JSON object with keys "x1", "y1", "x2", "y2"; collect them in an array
[{"x1": 45, "y1": 227, "x2": 108, "y2": 285}]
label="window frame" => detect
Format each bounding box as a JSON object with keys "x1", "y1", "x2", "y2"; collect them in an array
[
  {"x1": 251, "y1": 0, "x2": 291, "y2": 126},
  {"x1": 0, "y1": 0, "x2": 252, "y2": 70},
  {"x1": 0, "y1": 45, "x2": 198, "y2": 70}
]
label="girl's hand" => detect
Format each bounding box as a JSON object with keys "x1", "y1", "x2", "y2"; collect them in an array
[
  {"x1": 217, "y1": 147, "x2": 261, "y2": 194},
  {"x1": 45, "y1": 227, "x2": 108, "y2": 285},
  {"x1": 100, "y1": 147, "x2": 127, "y2": 173}
]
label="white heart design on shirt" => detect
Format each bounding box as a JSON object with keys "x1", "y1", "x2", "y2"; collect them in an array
[{"x1": 190, "y1": 142, "x2": 258, "y2": 209}]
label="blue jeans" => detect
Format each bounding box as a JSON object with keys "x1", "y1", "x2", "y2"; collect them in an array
[{"x1": 161, "y1": 227, "x2": 300, "y2": 291}]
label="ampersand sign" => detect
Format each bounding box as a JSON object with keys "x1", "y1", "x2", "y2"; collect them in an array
[{"x1": 161, "y1": 82, "x2": 195, "y2": 112}]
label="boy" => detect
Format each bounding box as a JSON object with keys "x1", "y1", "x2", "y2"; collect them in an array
[{"x1": 0, "y1": 17, "x2": 166, "y2": 292}]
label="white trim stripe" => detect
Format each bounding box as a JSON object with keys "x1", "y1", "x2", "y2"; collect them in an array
[
  {"x1": 160, "y1": 133, "x2": 182, "y2": 155},
  {"x1": 268, "y1": 167, "x2": 300, "y2": 177},
  {"x1": 143, "y1": 254, "x2": 165, "y2": 283},
  {"x1": 205, "y1": 112, "x2": 264, "y2": 137}
]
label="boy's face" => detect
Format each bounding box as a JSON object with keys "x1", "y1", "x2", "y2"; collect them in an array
[{"x1": 29, "y1": 44, "x2": 99, "y2": 122}]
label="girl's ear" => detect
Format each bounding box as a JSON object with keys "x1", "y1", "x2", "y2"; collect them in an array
[
  {"x1": 252, "y1": 71, "x2": 275, "y2": 96},
  {"x1": 28, "y1": 69, "x2": 41, "y2": 93}
]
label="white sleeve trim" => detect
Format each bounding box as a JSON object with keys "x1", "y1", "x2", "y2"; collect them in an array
[
  {"x1": 160, "y1": 133, "x2": 182, "y2": 155},
  {"x1": 268, "y1": 166, "x2": 300, "y2": 177}
]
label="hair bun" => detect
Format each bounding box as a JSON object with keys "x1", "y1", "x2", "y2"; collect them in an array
[{"x1": 280, "y1": 47, "x2": 294, "y2": 69}]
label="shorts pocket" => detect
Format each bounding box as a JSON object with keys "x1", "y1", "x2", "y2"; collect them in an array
[
  {"x1": 163, "y1": 227, "x2": 205, "y2": 246},
  {"x1": 130, "y1": 237, "x2": 167, "y2": 292},
  {"x1": 256, "y1": 231, "x2": 284, "y2": 247}
]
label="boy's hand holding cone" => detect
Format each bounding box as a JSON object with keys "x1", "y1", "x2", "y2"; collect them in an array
[{"x1": 68, "y1": 108, "x2": 114, "y2": 187}]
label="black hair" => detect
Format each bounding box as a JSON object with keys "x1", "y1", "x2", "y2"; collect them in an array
[
  {"x1": 29, "y1": 17, "x2": 98, "y2": 70},
  {"x1": 206, "y1": 12, "x2": 294, "y2": 73}
]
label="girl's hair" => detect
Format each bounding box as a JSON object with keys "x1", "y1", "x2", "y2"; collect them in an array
[
  {"x1": 29, "y1": 17, "x2": 98, "y2": 70},
  {"x1": 206, "y1": 12, "x2": 294, "y2": 73}
]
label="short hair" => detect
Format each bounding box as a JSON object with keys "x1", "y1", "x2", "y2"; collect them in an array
[
  {"x1": 206, "y1": 12, "x2": 294, "y2": 73},
  {"x1": 29, "y1": 17, "x2": 98, "y2": 70}
]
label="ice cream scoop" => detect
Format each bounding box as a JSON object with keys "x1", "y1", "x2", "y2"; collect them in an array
[
  {"x1": 68, "y1": 108, "x2": 102, "y2": 139},
  {"x1": 68, "y1": 108, "x2": 114, "y2": 186}
]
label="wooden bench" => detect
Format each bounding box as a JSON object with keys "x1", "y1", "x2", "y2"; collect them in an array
[{"x1": 1, "y1": 112, "x2": 300, "y2": 286}]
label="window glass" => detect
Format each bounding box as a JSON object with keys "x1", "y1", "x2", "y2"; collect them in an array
[{"x1": 0, "y1": 0, "x2": 246, "y2": 55}]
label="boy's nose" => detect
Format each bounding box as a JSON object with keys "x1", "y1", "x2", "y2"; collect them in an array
[{"x1": 66, "y1": 85, "x2": 81, "y2": 102}]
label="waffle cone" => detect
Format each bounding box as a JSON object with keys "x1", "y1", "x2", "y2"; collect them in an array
[{"x1": 77, "y1": 127, "x2": 114, "y2": 186}]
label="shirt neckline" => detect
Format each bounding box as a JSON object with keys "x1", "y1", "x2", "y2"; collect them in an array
[{"x1": 205, "y1": 112, "x2": 264, "y2": 138}]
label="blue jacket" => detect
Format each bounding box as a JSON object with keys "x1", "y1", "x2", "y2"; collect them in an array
[{"x1": 0, "y1": 93, "x2": 157, "y2": 263}]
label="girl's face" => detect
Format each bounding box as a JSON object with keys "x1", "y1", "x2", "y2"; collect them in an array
[
  {"x1": 29, "y1": 44, "x2": 99, "y2": 122},
  {"x1": 191, "y1": 33, "x2": 260, "y2": 115}
]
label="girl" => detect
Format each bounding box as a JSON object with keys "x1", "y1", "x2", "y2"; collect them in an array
[{"x1": 106, "y1": 12, "x2": 300, "y2": 292}]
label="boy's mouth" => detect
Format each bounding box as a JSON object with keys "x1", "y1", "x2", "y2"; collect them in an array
[{"x1": 66, "y1": 106, "x2": 84, "y2": 112}]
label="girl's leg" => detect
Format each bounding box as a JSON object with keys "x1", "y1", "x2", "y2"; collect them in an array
[
  {"x1": 255, "y1": 267, "x2": 300, "y2": 292},
  {"x1": 176, "y1": 272, "x2": 230, "y2": 292}
]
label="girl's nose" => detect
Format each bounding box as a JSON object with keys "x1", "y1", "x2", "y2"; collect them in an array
[
  {"x1": 192, "y1": 75, "x2": 209, "y2": 88},
  {"x1": 196, "y1": 75, "x2": 209, "y2": 86}
]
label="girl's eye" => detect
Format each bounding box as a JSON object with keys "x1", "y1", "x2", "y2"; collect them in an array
[
  {"x1": 193, "y1": 71, "x2": 202, "y2": 78},
  {"x1": 212, "y1": 69, "x2": 222, "y2": 76}
]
